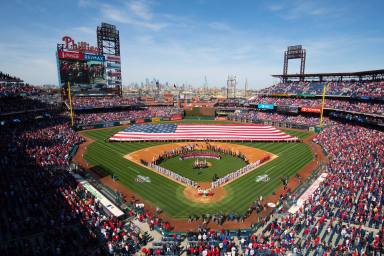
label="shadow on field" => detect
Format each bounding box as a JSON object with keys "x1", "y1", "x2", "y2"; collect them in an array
[{"x1": 88, "y1": 165, "x2": 110, "y2": 179}]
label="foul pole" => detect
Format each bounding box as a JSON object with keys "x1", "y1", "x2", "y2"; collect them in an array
[
  {"x1": 67, "y1": 81, "x2": 74, "y2": 127},
  {"x1": 319, "y1": 83, "x2": 327, "y2": 129}
]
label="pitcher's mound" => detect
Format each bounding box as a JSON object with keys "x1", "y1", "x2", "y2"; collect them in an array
[{"x1": 183, "y1": 185, "x2": 227, "y2": 204}]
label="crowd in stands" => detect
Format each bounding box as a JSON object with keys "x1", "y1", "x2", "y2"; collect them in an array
[
  {"x1": 229, "y1": 111, "x2": 324, "y2": 126},
  {"x1": 0, "y1": 113, "x2": 165, "y2": 255},
  {"x1": 1, "y1": 76, "x2": 383, "y2": 254},
  {"x1": 75, "y1": 107, "x2": 183, "y2": 125},
  {"x1": 0, "y1": 97, "x2": 53, "y2": 114},
  {"x1": 248, "y1": 96, "x2": 384, "y2": 116},
  {"x1": 0, "y1": 77, "x2": 58, "y2": 114},
  {"x1": 186, "y1": 228, "x2": 241, "y2": 255},
  {"x1": 237, "y1": 123, "x2": 383, "y2": 255},
  {"x1": 0, "y1": 82, "x2": 41, "y2": 98},
  {"x1": 71, "y1": 96, "x2": 138, "y2": 109},
  {"x1": 258, "y1": 80, "x2": 384, "y2": 97},
  {"x1": 0, "y1": 71, "x2": 22, "y2": 83}
]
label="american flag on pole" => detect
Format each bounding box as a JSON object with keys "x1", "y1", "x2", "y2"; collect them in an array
[{"x1": 110, "y1": 124, "x2": 298, "y2": 142}]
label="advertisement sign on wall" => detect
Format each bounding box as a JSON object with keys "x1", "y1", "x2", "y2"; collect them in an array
[
  {"x1": 170, "y1": 115, "x2": 183, "y2": 121},
  {"x1": 136, "y1": 119, "x2": 144, "y2": 124},
  {"x1": 84, "y1": 53, "x2": 105, "y2": 62},
  {"x1": 58, "y1": 50, "x2": 84, "y2": 60},
  {"x1": 301, "y1": 107, "x2": 321, "y2": 113},
  {"x1": 258, "y1": 103, "x2": 274, "y2": 110}
]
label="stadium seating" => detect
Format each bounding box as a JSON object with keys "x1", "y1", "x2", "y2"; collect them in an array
[
  {"x1": 75, "y1": 107, "x2": 183, "y2": 125},
  {"x1": 71, "y1": 96, "x2": 138, "y2": 109},
  {"x1": 229, "y1": 111, "x2": 324, "y2": 126},
  {"x1": 248, "y1": 96, "x2": 384, "y2": 116},
  {"x1": 258, "y1": 80, "x2": 384, "y2": 97},
  {"x1": 0, "y1": 71, "x2": 22, "y2": 83},
  {"x1": 1, "y1": 78, "x2": 383, "y2": 255},
  {"x1": 0, "y1": 112, "x2": 168, "y2": 255},
  {"x1": 241, "y1": 123, "x2": 383, "y2": 255}
]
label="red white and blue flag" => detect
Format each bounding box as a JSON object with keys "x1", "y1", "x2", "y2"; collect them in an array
[{"x1": 109, "y1": 124, "x2": 298, "y2": 142}]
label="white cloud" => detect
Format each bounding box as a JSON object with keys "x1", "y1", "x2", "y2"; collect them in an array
[
  {"x1": 101, "y1": 4, "x2": 167, "y2": 31},
  {"x1": 73, "y1": 26, "x2": 94, "y2": 35},
  {"x1": 128, "y1": 0, "x2": 153, "y2": 20},
  {"x1": 266, "y1": 0, "x2": 340, "y2": 20}
]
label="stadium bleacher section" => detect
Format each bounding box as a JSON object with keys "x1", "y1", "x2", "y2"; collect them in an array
[
  {"x1": 1, "y1": 75, "x2": 383, "y2": 255},
  {"x1": 229, "y1": 111, "x2": 325, "y2": 126},
  {"x1": 241, "y1": 123, "x2": 383, "y2": 255},
  {"x1": 74, "y1": 107, "x2": 183, "y2": 125},
  {"x1": 71, "y1": 96, "x2": 138, "y2": 109},
  {"x1": 0, "y1": 71, "x2": 22, "y2": 83},
  {"x1": 248, "y1": 96, "x2": 384, "y2": 116},
  {"x1": 258, "y1": 81, "x2": 384, "y2": 97}
]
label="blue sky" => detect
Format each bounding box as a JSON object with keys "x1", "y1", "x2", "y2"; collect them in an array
[{"x1": 0, "y1": 0, "x2": 383, "y2": 89}]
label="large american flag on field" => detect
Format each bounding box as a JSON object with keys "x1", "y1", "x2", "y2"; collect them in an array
[{"x1": 109, "y1": 124, "x2": 298, "y2": 142}]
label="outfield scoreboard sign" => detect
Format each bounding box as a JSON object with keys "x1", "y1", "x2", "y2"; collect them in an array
[{"x1": 57, "y1": 33, "x2": 121, "y2": 96}]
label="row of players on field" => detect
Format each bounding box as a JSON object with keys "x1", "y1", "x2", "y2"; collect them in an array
[{"x1": 150, "y1": 143, "x2": 249, "y2": 165}]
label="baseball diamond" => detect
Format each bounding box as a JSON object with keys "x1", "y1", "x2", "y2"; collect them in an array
[{"x1": 81, "y1": 123, "x2": 313, "y2": 218}]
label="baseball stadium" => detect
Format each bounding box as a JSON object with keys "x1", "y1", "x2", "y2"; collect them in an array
[{"x1": 1, "y1": 2, "x2": 384, "y2": 256}]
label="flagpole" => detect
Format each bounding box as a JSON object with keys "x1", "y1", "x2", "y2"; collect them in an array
[
  {"x1": 67, "y1": 81, "x2": 74, "y2": 127},
  {"x1": 319, "y1": 83, "x2": 327, "y2": 130}
]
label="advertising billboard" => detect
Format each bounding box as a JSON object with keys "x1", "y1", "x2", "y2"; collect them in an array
[
  {"x1": 105, "y1": 54, "x2": 122, "y2": 90},
  {"x1": 57, "y1": 35, "x2": 121, "y2": 96},
  {"x1": 257, "y1": 103, "x2": 274, "y2": 110},
  {"x1": 301, "y1": 107, "x2": 321, "y2": 113}
]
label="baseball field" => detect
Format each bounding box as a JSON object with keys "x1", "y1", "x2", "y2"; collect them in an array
[{"x1": 82, "y1": 120, "x2": 313, "y2": 219}]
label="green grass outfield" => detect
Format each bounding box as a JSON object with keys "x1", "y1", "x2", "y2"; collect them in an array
[
  {"x1": 83, "y1": 121, "x2": 313, "y2": 218},
  {"x1": 159, "y1": 152, "x2": 247, "y2": 182}
]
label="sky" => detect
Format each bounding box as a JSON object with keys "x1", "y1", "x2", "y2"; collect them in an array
[{"x1": 0, "y1": 0, "x2": 383, "y2": 89}]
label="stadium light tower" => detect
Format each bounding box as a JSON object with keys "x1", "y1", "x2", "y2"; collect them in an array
[
  {"x1": 226, "y1": 75, "x2": 237, "y2": 98},
  {"x1": 97, "y1": 23, "x2": 120, "y2": 56},
  {"x1": 204, "y1": 76, "x2": 208, "y2": 96},
  {"x1": 283, "y1": 45, "x2": 306, "y2": 82},
  {"x1": 244, "y1": 78, "x2": 248, "y2": 98}
]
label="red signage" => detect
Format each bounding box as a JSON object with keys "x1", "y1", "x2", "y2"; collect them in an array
[
  {"x1": 136, "y1": 119, "x2": 144, "y2": 124},
  {"x1": 62, "y1": 36, "x2": 100, "y2": 54},
  {"x1": 106, "y1": 55, "x2": 121, "y2": 62},
  {"x1": 170, "y1": 114, "x2": 183, "y2": 121},
  {"x1": 301, "y1": 107, "x2": 321, "y2": 113},
  {"x1": 58, "y1": 50, "x2": 84, "y2": 60},
  {"x1": 107, "y1": 71, "x2": 121, "y2": 77}
]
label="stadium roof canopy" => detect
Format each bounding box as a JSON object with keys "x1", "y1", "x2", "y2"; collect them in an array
[{"x1": 272, "y1": 69, "x2": 384, "y2": 81}]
